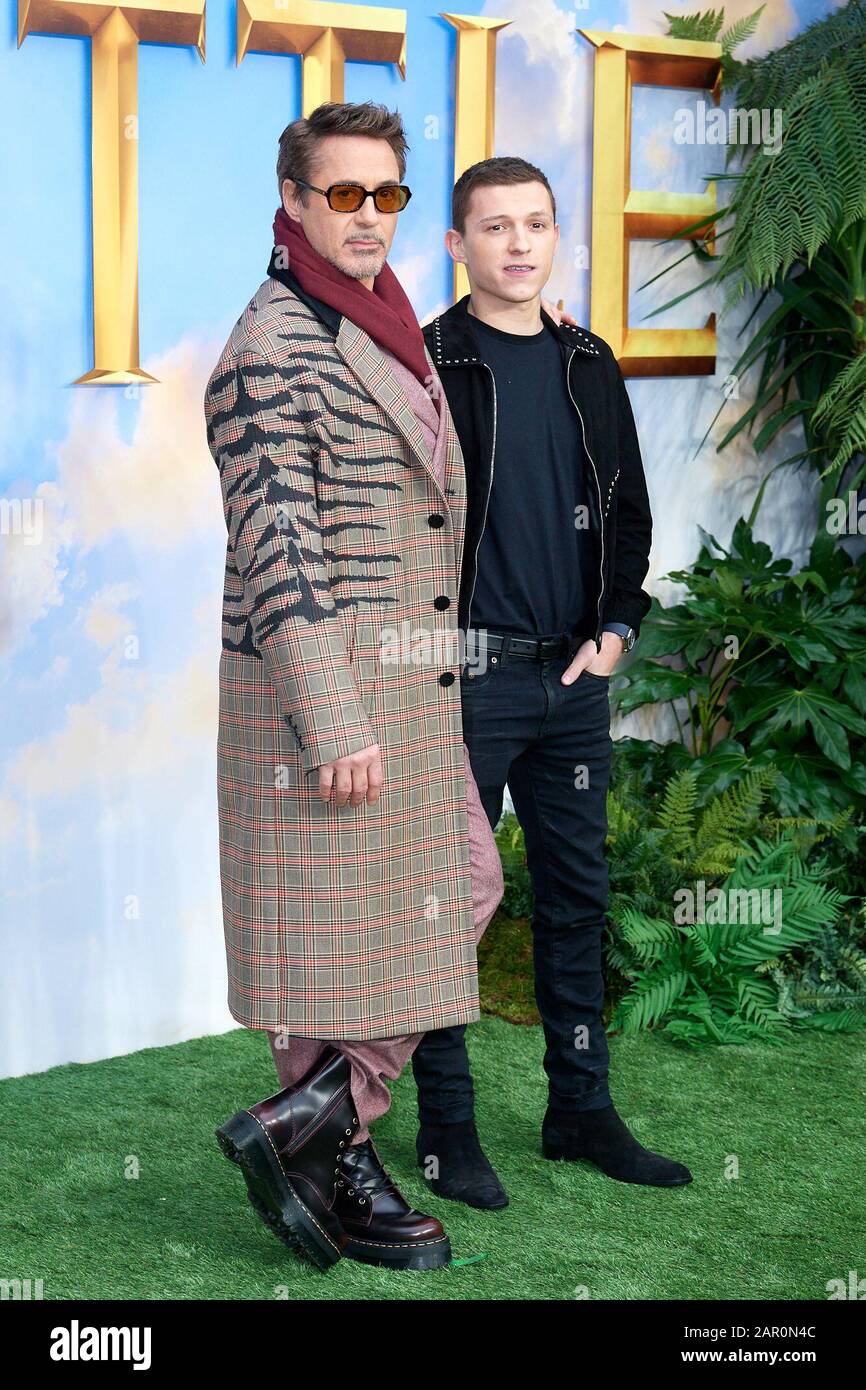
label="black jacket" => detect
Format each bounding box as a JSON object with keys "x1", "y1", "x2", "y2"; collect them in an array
[{"x1": 422, "y1": 295, "x2": 653, "y2": 649}]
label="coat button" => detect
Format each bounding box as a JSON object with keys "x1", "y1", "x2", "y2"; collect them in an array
[
  {"x1": 427, "y1": 513, "x2": 444, "y2": 527},
  {"x1": 439, "y1": 672, "x2": 455, "y2": 686},
  {"x1": 433, "y1": 595, "x2": 451, "y2": 610}
]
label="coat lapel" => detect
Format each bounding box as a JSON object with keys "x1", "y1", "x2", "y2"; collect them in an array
[
  {"x1": 333, "y1": 317, "x2": 446, "y2": 499},
  {"x1": 327, "y1": 313, "x2": 466, "y2": 579}
]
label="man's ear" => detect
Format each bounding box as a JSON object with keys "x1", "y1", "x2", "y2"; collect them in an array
[
  {"x1": 444, "y1": 228, "x2": 466, "y2": 265},
  {"x1": 281, "y1": 179, "x2": 303, "y2": 222}
]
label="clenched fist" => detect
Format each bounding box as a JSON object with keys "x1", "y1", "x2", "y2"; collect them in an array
[{"x1": 317, "y1": 743, "x2": 383, "y2": 807}]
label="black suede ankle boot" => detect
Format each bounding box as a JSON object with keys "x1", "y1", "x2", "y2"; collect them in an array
[
  {"x1": 416, "y1": 1118, "x2": 509, "y2": 1209},
  {"x1": 542, "y1": 1103, "x2": 692, "y2": 1187}
]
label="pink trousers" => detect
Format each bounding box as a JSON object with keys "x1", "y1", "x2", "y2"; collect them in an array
[{"x1": 268, "y1": 743, "x2": 503, "y2": 1141}]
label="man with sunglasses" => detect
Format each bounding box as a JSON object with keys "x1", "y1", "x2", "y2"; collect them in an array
[
  {"x1": 413, "y1": 156, "x2": 693, "y2": 1205},
  {"x1": 205, "y1": 102, "x2": 505, "y2": 1272}
]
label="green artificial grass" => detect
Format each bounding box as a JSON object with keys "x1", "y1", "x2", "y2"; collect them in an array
[{"x1": 3, "y1": 1017, "x2": 864, "y2": 1300}]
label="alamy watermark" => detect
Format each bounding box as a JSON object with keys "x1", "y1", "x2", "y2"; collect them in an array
[
  {"x1": 673, "y1": 100, "x2": 783, "y2": 157},
  {"x1": 675, "y1": 880, "x2": 783, "y2": 935},
  {"x1": 0, "y1": 497, "x2": 43, "y2": 545}
]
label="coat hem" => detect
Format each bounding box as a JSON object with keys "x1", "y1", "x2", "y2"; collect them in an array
[{"x1": 226, "y1": 998, "x2": 483, "y2": 1040}]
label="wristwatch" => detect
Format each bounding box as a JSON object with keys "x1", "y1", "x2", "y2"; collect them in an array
[{"x1": 603, "y1": 622, "x2": 636, "y2": 653}]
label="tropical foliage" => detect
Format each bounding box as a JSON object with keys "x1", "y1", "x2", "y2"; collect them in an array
[
  {"x1": 655, "y1": 2, "x2": 866, "y2": 505},
  {"x1": 610, "y1": 519, "x2": 866, "y2": 819},
  {"x1": 606, "y1": 765, "x2": 862, "y2": 1046}
]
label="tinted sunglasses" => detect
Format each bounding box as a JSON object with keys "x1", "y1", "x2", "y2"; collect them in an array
[{"x1": 291, "y1": 177, "x2": 412, "y2": 214}]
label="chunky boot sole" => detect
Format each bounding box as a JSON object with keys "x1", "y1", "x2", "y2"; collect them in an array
[
  {"x1": 216, "y1": 1111, "x2": 345, "y2": 1270},
  {"x1": 341, "y1": 1231, "x2": 452, "y2": 1271},
  {"x1": 542, "y1": 1138, "x2": 693, "y2": 1186}
]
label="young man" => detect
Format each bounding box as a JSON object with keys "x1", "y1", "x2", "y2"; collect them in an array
[
  {"x1": 203, "y1": 104, "x2": 504, "y2": 1272},
  {"x1": 413, "y1": 156, "x2": 692, "y2": 1205}
]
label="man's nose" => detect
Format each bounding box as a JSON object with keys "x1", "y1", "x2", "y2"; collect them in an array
[{"x1": 353, "y1": 197, "x2": 381, "y2": 228}]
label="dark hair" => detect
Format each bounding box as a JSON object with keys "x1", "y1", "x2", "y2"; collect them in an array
[
  {"x1": 277, "y1": 101, "x2": 409, "y2": 202},
  {"x1": 452, "y1": 156, "x2": 556, "y2": 234}
]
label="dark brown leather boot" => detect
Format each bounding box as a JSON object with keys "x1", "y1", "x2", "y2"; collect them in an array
[
  {"x1": 215, "y1": 1046, "x2": 359, "y2": 1269},
  {"x1": 335, "y1": 1139, "x2": 451, "y2": 1270}
]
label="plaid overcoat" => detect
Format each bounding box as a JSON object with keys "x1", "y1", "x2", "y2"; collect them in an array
[{"x1": 203, "y1": 272, "x2": 479, "y2": 1039}]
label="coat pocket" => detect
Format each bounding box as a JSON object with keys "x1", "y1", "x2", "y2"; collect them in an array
[{"x1": 345, "y1": 607, "x2": 379, "y2": 721}]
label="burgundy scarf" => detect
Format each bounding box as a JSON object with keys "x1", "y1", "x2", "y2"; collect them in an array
[{"x1": 272, "y1": 205, "x2": 434, "y2": 392}]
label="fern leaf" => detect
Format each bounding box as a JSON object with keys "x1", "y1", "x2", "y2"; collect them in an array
[
  {"x1": 611, "y1": 971, "x2": 689, "y2": 1033},
  {"x1": 721, "y1": 5, "x2": 765, "y2": 54},
  {"x1": 655, "y1": 770, "x2": 698, "y2": 854},
  {"x1": 796, "y1": 1008, "x2": 865, "y2": 1033}
]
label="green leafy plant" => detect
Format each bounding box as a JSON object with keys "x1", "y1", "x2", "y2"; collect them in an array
[
  {"x1": 664, "y1": 4, "x2": 766, "y2": 87},
  {"x1": 654, "y1": 2, "x2": 866, "y2": 509},
  {"x1": 770, "y1": 903, "x2": 866, "y2": 1022},
  {"x1": 611, "y1": 518, "x2": 866, "y2": 818},
  {"x1": 606, "y1": 766, "x2": 860, "y2": 1045}
]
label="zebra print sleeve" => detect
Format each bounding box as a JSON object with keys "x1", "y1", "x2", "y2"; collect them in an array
[{"x1": 204, "y1": 351, "x2": 378, "y2": 774}]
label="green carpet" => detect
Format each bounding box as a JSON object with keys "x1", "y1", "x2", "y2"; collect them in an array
[{"x1": 3, "y1": 1018, "x2": 863, "y2": 1300}]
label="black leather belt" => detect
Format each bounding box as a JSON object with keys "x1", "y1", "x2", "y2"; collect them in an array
[{"x1": 465, "y1": 629, "x2": 581, "y2": 664}]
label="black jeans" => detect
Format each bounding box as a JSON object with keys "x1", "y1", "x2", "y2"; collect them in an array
[{"x1": 412, "y1": 640, "x2": 614, "y2": 1123}]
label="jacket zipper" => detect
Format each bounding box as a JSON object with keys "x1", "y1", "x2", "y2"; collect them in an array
[
  {"x1": 464, "y1": 361, "x2": 497, "y2": 636},
  {"x1": 565, "y1": 347, "x2": 605, "y2": 649}
]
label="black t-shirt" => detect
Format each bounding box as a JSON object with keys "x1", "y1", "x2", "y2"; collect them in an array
[{"x1": 468, "y1": 313, "x2": 597, "y2": 637}]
